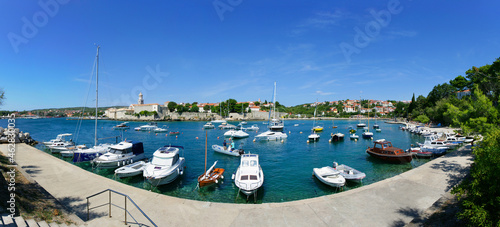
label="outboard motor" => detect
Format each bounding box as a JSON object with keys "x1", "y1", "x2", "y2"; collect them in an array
[{"x1": 332, "y1": 162, "x2": 338, "y2": 169}]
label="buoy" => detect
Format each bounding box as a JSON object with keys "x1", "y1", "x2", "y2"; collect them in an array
[
  {"x1": 281, "y1": 139, "x2": 284, "y2": 143},
  {"x1": 196, "y1": 137, "x2": 198, "y2": 140},
  {"x1": 300, "y1": 131, "x2": 303, "y2": 134},
  {"x1": 355, "y1": 139, "x2": 358, "y2": 142},
  {"x1": 307, "y1": 140, "x2": 310, "y2": 143},
  {"x1": 165, "y1": 134, "x2": 168, "y2": 137},
  {"x1": 289, "y1": 131, "x2": 291, "y2": 134},
  {"x1": 329, "y1": 139, "x2": 332, "y2": 143},
  {"x1": 217, "y1": 136, "x2": 220, "y2": 139},
  {"x1": 253, "y1": 139, "x2": 256, "y2": 142},
  {"x1": 155, "y1": 133, "x2": 158, "y2": 136},
  {"x1": 176, "y1": 135, "x2": 178, "y2": 138},
  {"x1": 371, "y1": 137, "x2": 374, "y2": 140}
]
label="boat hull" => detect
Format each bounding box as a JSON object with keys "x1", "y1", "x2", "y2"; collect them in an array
[
  {"x1": 114, "y1": 161, "x2": 146, "y2": 178},
  {"x1": 198, "y1": 168, "x2": 225, "y2": 188},
  {"x1": 313, "y1": 167, "x2": 346, "y2": 187},
  {"x1": 94, "y1": 154, "x2": 145, "y2": 169},
  {"x1": 212, "y1": 145, "x2": 243, "y2": 156},
  {"x1": 366, "y1": 149, "x2": 413, "y2": 163}
]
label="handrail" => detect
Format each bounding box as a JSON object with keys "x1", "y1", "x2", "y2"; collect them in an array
[{"x1": 86, "y1": 189, "x2": 157, "y2": 227}]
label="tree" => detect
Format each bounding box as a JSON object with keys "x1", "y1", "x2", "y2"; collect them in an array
[
  {"x1": 203, "y1": 105, "x2": 211, "y2": 112},
  {"x1": 449, "y1": 75, "x2": 469, "y2": 91},
  {"x1": 426, "y1": 83, "x2": 456, "y2": 107},
  {"x1": 190, "y1": 105, "x2": 199, "y2": 112},
  {"x1": 254, "y1": 101, "x2": 260, "y2": 106},
  {"x1": 452, "y1": 128, "x2": 500, "y2": 226},
  {"x1": 407, "y1": 93, "x2": 416, "y2": 117},
  {"x1": 167, "y1": 102, "x2": 177, "y2": 112},
  {"x1": 0, "y1": 88, "x2": 4, "y2": 106}
]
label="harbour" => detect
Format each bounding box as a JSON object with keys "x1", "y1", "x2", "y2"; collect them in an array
[{"x1": 0, "y1": 117, "x2": 454, "y2": 203}]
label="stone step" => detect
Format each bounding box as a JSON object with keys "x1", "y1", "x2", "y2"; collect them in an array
[
  {"x1": 25, "y1": 219, "x2": 39, "y2": 227},
  {"x1": 48, "y1": 223, "x2": 59, "y2": 227},
  {"x1": 58, "y1": 223, "x2": 68, "y2": 227},
  {"x1": 13, "y1": 216, "x2": 27, "y2": 227},
  {"x1": 37, "y1": 221, "x2": 49, "y2": 227},
  {"x1": 1, "y1": 215, "x2": 15, "y2": 227}
]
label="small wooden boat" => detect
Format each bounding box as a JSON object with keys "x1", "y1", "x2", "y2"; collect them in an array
[
  {"x1": 169, "y1": 131, "x2": 180, "y2": 135},
  {"x1": 332, "y1": 162, "x2": 366, "y2": 182},
  {"x1": 198, "y1": 132, "x2": 225, "y2": 188},
  {"x1": 114, "y1": 161, "x2": 147, "y2": 178},
  {"x1": 212, "y1": 145, "x2": 244, "y2": 157},
  {"x1": 198, "y1": 161, "x2": 225, "y2": 188},
  {"x1": 366, "y1": 139, "x2": 413, "y2": 163},
  {"x1": 313, "y1": 166, "x2": 346, "y2": 187}
]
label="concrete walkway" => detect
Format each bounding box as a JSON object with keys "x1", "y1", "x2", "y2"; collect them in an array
[{"x1": 0, "y1": 144, "x2": 472, "y2": 227}]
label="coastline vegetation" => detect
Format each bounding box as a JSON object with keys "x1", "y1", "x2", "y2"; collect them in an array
[{"x1": 405, "y1": 57, "x2": 499, "y2": 226}]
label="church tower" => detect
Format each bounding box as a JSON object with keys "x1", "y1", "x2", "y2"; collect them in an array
[{"x1": 138, "y1": 92, "x2": 144, "y2": 104}]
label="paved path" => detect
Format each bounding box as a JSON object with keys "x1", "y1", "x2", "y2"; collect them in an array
[{"x1": 0, "y1": 144, "x2": 472, "y2": 227}]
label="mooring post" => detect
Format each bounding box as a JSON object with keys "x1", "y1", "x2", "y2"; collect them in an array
[
  {"x1": 87, "y1": 198, "x2": 90, "y2": 221},
  {"x1": 124, "y1": 196, "x2": 127, "y2": 225}
]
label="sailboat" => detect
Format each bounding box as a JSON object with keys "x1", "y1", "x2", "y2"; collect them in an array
[
  {"x1": 362, "y1": 111, "x2": 374, "y2": 139},
  {"x1": 72, "y1": 46, "x2": 114, "y2": 162},
  {"x1": 198, "y1": 131, "x2": 225, "y2": 188},
  {"x1": 308, "y1": 102, "x2": 320, "y2": 142},
  {"x1": 255, "y1": 82, "x2": 288, "y2": 141}
]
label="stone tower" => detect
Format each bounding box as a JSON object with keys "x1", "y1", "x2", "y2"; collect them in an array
[{"x1": 138, "y1": 92, "x2": 144, "y2": 104}]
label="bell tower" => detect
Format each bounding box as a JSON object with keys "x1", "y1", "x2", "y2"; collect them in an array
[{"x1": 138, "y1": 92, "x2": 144, "y2": 104}]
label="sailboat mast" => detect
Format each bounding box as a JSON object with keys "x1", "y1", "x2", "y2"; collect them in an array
[
  {"x1": 95, "y1": 45, "x2": 100, "y2": 147},
  {"x1": 273, "y1": 82, "x2": 276, "y2": 119},
  {"x1": 204, "y1": 131, "x2": 207, "y2": 173}
]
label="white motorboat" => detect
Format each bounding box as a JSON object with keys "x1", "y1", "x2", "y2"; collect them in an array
[
  {"x1": 43, "y1": 133, "x2": 73, "y2": 146},
  {"x1": 92, "y1": 141, "x2": 145, "y2": 169},
  {"x1": 134, "y1": 122, "x2": 158, "y2": 131},
  {"x1": 212, "y1": 145, "x2": 244, "y2": 156},
  {"x1": 114, "y1": 161, "x2": 147, "y2": 178},
  {"x1": 308, "y1": 132, "x2": 320, "y2": 142},
  {"x1": 143, "y1": 145, "x2": 185, "y2": 186},
  {"x1": 233, "y1": 154, "x2": 264, "y2": 200},
  {"x1": 52, "y1": 144, "x2": 87, "y2": 154},
  {"x1": 154, "y1": 126, "x2": 168, "y2": 133},
  {"x1": 203, "y1": 122, "x2": 215, "y2": 129},
  {"x1": 47, "y1": 141, "x2": 76, "y2": 153},
  {"x1": 245, "y1": 124, "x2": 259, "y2": 131},
  {"x1": 220, "y1": 124, "x2": 237, "y2": 130},
  {"x1": 350, "y1": 133, "x2": 359, "y2": 140},
  {"x1": 294, "y1": 124, "x2": 299, "y2": 127},
  {"x1": 72, "y1": 143, "x2": 113, "y2": 162},
  {"x1": 332, "y1": 162, "x2": 366, "y2": 182},
  {"x1": 240, "y1": 121, "x2": 247, "y2": 125},
  {"x1": 255, "y1": 131, "x2": 288, "y2": 141},
  {"x1": 224, "y1": 129, "x2": 249, "y2": 139},
  {"x1": 376, "y1": 128, "x2": 382, "y2": 132},
  {"x1": 113, "y1": 122, "x2": 130, "y2": 130},
  {"x1": 313, "y1": 166, "x2": 346, "y2": 187},
  {"x1": 211, "y1": 119, "x2": 227, "y2": 123}
]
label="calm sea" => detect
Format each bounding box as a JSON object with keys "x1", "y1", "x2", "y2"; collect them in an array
[{"x1": 0, "y1": 118, "x2": 427, "y2": 203}]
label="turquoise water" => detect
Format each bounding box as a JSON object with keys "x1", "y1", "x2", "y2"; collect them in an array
[{"x1": 1, "y1": 118, "x2": 427, "y2": 203}]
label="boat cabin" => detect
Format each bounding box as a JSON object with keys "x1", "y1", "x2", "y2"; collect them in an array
[
  {"x1": 371, "y1": 140, "x2": 405, "y2": 155},
  {"x1": 108, "y1": 141, "x2": 144, "y2": 155},
  {"x1": 239, "y1": 154, "x2": 260, "y2": 181},
  {"x1": 152, "y1": 146, "x2": 182, "y2": 167}
]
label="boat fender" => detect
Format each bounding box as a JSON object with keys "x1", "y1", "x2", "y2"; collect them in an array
[
  {"x1": 253, "y1": 139, "x2": 256, "y2": 142},
  {"x1": 231, "y1": 174, "x2": 235, "y2": 180},
  {"x1": 221, "y1": 175, "x2": 224, "y2": 179},
  {"x1": 281, "y1": 139, "x2": 284, "y2": 143},
  {"x1": 123, "y1": 161, "x2": 126, "y2": 166},
  {"x1": 329, "y1": 139, "x2": 332, "y2": 143},
  {"x1": 215, "y1": 179, "x2": 218, "y2": 184},
  {"x1": 117, "y1": 162, "x2": 120, "y2": 167}
]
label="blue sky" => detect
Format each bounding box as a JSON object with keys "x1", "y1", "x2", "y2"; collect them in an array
[{"x1": 1, "y1": 0, "x2": 499, "y2": 110}]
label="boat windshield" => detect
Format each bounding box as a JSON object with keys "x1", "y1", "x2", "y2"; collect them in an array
[
  {"x1": 108, "y1": 148, "x2": 131, "y2": 155},
  {"x1": 152, "y1": 154, "x2": 178, "y2": 166}
]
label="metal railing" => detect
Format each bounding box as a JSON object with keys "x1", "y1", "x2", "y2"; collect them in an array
[{"x1": 86, "y1": 189, "x2": 157, "y2": 227}]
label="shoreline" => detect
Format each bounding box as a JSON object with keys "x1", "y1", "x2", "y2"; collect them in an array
[{"x1": 0, "y1": 143, "x2": 472, "y2": 226}]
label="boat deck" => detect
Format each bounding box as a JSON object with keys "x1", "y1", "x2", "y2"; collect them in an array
[{"x1": 0, "y1": 144, "x2": 472, "y2": 226}]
